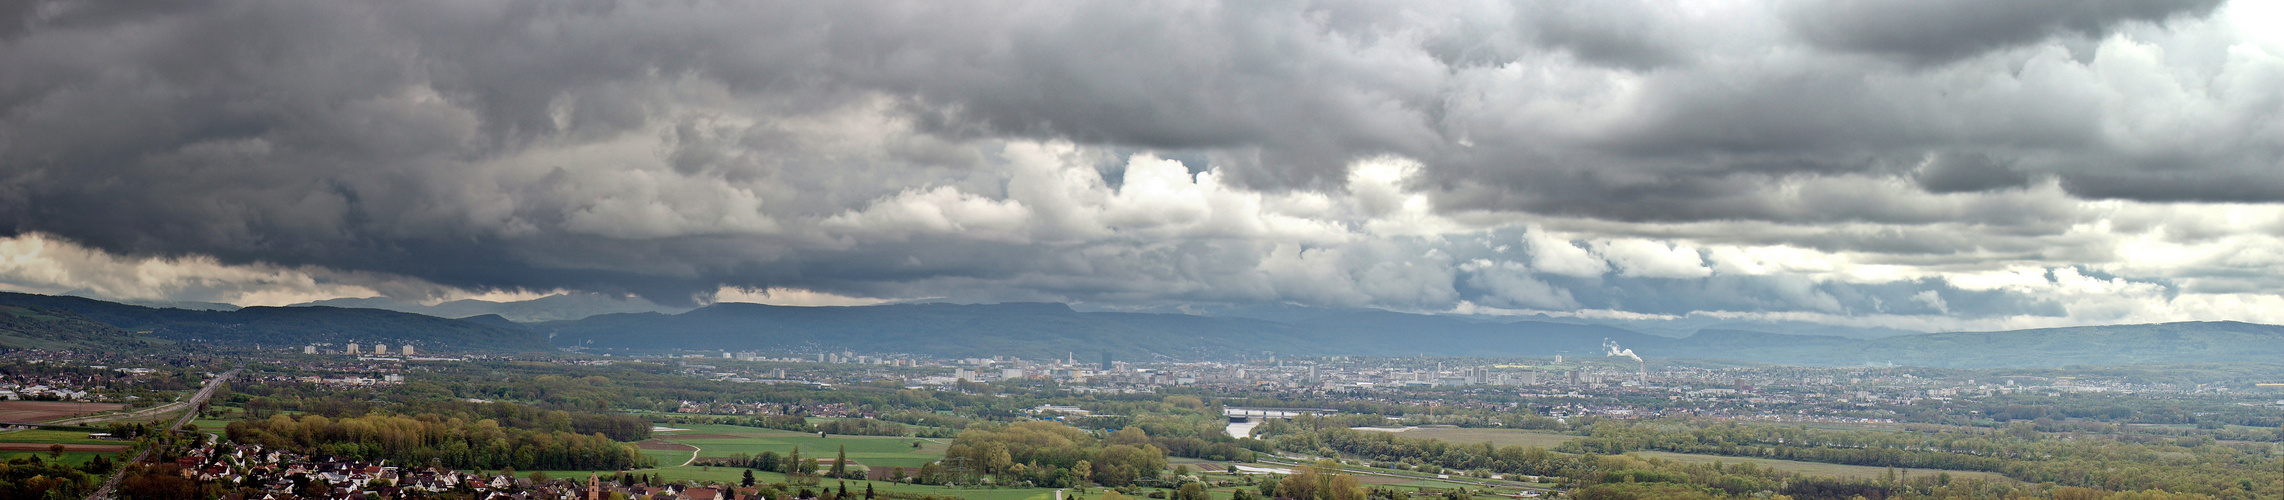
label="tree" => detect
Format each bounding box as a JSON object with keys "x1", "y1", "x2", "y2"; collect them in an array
[
  {"x1": 1326, "y1": 474, "x2": 1366, "y2": 500},
  {"x1": 744, "y1": 470, "x2": 757, "y2": 487},
  {"x1": 987, "y1": 446, "x2": 1014, "y2": 475},
  {"x1": 48, "y1": 443, "x2": 64, "y2": 459},
  {"x1": 833, "y1": 445, "x2": 849, "y2": 478},
  {"x1": 120, "y1": 464, "x2": 196, "y2": 499},
  {"x1": 1278, "y1": 460, "x2": 1364, "y2": 500},
  {"x1": 918, "y1": 461, "x2": 944, "y2": 485},
  {"x1": 1176, "y1": 482, "x2": 1208, "y2": 500},
  {"x1": 865, "y1": 483, "x2": 876, "y2": 499},
  {"x1": 1278, "y1": 470, "x2": 1319, "y2": 500}
]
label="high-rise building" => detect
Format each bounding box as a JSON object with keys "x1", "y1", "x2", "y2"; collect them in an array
[
  {"x1": 303, "y1": 345, "x2": 317, "y2": 355},
  {"x1": 1100, "y1": 351, "x2": 1114, "y2": 371},
  {"x1": 401, "y1": 345, "x2": 415, "y2": 356},
  {"x1": 374, "y1": 344, "x2": 390, "y2": 355},
  {"x1": 346, "y1": 343, "x2": 361, "y2": 355}
]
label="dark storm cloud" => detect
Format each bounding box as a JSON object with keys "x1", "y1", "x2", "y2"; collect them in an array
[
  {"x1": 1523, "y1": 273, "x2": 2068, "y2": 319},
  {"x1": 1784, "y1": 0, "x2": 2226, "y2": 65},
  {"x1": 1916, "y1": 152, "x2": 2034, "y2": 193},
  {"x1": 1514, "y1": 0, "x2": 1689, "y2": 70},
  {"x1": 0, "y1": 0, "x2": 2273, "y2": 321}
]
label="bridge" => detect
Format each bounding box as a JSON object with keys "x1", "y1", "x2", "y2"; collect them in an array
[{"x1": 1222, "y1": 406, "x2": 1337, "y2": 422}]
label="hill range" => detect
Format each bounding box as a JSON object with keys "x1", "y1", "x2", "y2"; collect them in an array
[
  {"x1": 0, "y1": 292, "x2": 553, "y2": 353},
  {"x1": 534, "y1": 302, "x2": 2284, "y2": 369},
  {"x1": 4, "y1": 291, "x2": 2283, "y2": 368}
]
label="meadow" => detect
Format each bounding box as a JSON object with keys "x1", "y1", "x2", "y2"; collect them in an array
[
  {"x1": 656, "y1": 424, "x2": 951, "y2": 469},
  {"x1": 1383, "y1": 426, "x2": 1579, "y2": 449},
  {"x1": 1630, "y1": 451, "x2": 2013, "y2": 483},
  {"x1": 0, "y1": 426, "x2": 126, "y2": 466}
]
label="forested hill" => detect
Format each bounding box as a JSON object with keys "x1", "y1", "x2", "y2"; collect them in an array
[
  {"x1": 0, "y1": 304, "x2": 171, "y2": 352},
  {"x1": 0, "y1": 292, "x2": 554, "y2": 352},
  {"x1": 537, "y1": 302, "x2": 2284, "y2": 368}
]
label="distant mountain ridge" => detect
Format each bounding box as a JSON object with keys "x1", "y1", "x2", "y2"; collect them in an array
[
  {"x1": 0, "y1": 304, "x2": 171, "y2": 352},
  {"x1": 0, "y1": 292, "x2": 555, "y2": 352},
  {"x1": 6, "y1": 291, "x2": 2282, "y2": 368},
  {"x1": 533, "y1": 301, "x2": 2284, "y2": 368},
  {"x1": 291, "y1": 293, "x2": 687, "y2": 322}
]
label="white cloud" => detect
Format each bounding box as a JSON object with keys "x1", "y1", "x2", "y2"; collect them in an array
[
  {"x1": 1524, "y1": 230, "x2": 1609, "y2": 277},
  {"x1": 1912, "y1": 290, "x2": 1949, "y2": 314},
  {"x1": 0, "y1": 233, "x2": 495, "y2": 307},
  {"x1": 710, "y1": 286, "x2": 893, "y2": 307},
  {"x1": 823, "y1": 186, "x2": 1033, "y2": 242},
  {"x1": 1461, "y1": 259, "x2": 1580, "y2": 310},
  {"x1": 1593, "y1": 239, "x2": 1712, "y2": 279}
]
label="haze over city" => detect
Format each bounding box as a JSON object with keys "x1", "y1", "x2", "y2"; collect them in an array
[{"x1": 3, "y1": 0, "x2": 2282, "y2": 334}]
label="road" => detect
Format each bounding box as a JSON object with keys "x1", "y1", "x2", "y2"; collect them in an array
[{"x1": 83, "y1": 368, "x2": 239, "y2": 500}]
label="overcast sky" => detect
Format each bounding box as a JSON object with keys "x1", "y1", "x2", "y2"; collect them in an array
[{"x1": 3, "y1": 0, "x2": 2282, "y2": 331}]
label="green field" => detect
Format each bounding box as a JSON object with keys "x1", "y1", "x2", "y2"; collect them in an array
[
  {"x1": 1631, "y1": 451, "x2": 2013, "y2": 483},
  {"x1": 657, "y1": 424, "x2": 950, "y2": 469},
  {"x1": 534, "y1": 466, "x2": 1064, "y2": 500},
  {"x1": 0, "y1": 428, "x2": 119, "y2": 445},
  {"x1": 0, "y1": 450, "x2": 108, "y2": 466},
  {"x1": 1385, "y1": 427, "x2": 1578, "y2": 449},
  {"x1": 581, "y1": 424, "x2": 1329, "y2": 500},
  {"x1": 641, "y1": 448, "x2": 696, "y2": 468},
  {"x1": 1380, "y1": 427, "x2": 2012, "y2": 483}
]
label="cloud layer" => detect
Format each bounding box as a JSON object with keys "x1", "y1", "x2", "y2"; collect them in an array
[{"x1": 3, "y1": 0, "x2": 2283, "y2": 330}]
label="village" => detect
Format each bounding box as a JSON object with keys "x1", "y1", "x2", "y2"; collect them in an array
[{"x1": 167, "y1": 440, "x2": 771, "y2": 500}]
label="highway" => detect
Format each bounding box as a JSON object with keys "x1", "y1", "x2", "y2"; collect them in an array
[{"x1": 82, "y1": 368, "x2": 239, "y2": 500}]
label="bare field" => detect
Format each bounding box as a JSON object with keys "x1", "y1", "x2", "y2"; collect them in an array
[
  {"x1": 1632, "y1": 451, "x2": 2013, "y2": 483},
  {"x1": 1394, "y1": 427, "x2": 1579, "y2": 449},
  {"x1": 0, "y1": 401, "x2": 125, "y2": 423}
]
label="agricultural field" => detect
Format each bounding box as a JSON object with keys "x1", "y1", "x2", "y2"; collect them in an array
[
  {"x1": 0, "y1": 426, "x2": 128, "y2": 466},
  {"x1": 0, "y1": 401, "x2": 125, "y2": 424},
  {"x1": 538, "y1": 424, "x2": 1432, "y2": 500},
  {"x1": 0, "y1": 428, "x2": 120, "y2": 445},
  {"x1": 1380, "y1": 426, "x2": 1579, "y2": 449},
  {"x1": 1630, "y1": 451, "x2": 2013, "y2": 483},
  {"x1": 656, "y1": 424, "x2": 951, "y2": 469}
]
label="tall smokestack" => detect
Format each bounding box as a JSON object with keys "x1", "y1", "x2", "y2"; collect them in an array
[{"x1": 1605, "y1": 339, "x2": 1645, "y2": 384}]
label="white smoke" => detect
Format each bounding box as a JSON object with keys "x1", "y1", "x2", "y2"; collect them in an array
[{"x1": 1603, "y1": 339, "x2": 1642, "y2": 363}]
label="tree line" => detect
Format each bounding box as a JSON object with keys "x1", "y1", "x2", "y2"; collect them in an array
[{"x1": 224, "y1": 413, "x2": 655, "y2": 471}]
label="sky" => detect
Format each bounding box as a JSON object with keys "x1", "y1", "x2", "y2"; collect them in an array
[{"x1": 2, "y1": 0, "x2": 2282, "y2": 331}]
